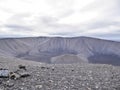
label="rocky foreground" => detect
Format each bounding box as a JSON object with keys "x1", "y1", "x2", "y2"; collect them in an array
[{"x1": 0, "y1": 60, "x2": 120, "y2": 90}]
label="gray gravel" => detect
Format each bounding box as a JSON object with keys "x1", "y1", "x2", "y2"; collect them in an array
[{"x1": 0, "y1": 63, "x2": 120, "y2": 90}]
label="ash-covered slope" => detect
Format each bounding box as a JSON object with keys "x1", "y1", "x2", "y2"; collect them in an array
[{"x1": 0, "y1": 37, "x2": 120, "y2": 65}]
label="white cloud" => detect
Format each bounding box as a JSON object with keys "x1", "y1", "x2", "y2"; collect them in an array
[{"x1": 0, "y1": 0, "x2": 120, "y2": 40}]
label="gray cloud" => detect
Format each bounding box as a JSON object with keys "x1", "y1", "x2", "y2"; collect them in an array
[
  {"x1": 5, "y1": 24, "x2": 32, "y2": 31},
  {"x1": 86, "y1": 21, "x2": 120, "y2": 30},
  {"x1": 0, "y1": 0, "x2": 120, "y2": 40}
]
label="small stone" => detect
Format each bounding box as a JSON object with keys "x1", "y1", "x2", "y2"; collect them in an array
[
  {"x1": 22, "y1": 83, "x2": 25, "y2": 85},
  {"x1": 95, "y1": 85, "x2": 99, "y2": 89},
  {"x1": 18, "y1": 65, "x2": 26, "y2": 70},
  {"x1": 90, "y1": 76, "x2": 93, "y2": 80},
  {"x1": 71, "y1": 69, "x2": 74, "y2": 71},
  {"x1": 20, "y1": 87, "x2": 24, "y2": 90},
  {"x1": 52, "y1": 67, "x2": 55, "y2": 71},
  {"x1": 89, "y1": 71, "x2": 92, "y2": 73},
  {"x1": 41, "y1": 66, "x2": 46, "y2": 69},
  {"x1": 0, "y1": 69, "x2": 9, "y2": 78},
  {"x1": 47, "y1": 67, "x2": 49, "y2": 69},
  {"x1": 87, "y1": 87, "x2": 92, "y2": 90},
  {"x1": 36, "y1": 85, "x2": 43, "y2": 89},
  {"x1": 49, "y1": 80, "x2": 53, "y2": 83},
  {"x1": 9, "y1": 72, "x2": 20, "y2": 80},
  {"x1": 82, "y1": 84, "x2": 85, "y2": 86},
  {"x1": 20, "y1": 72, "x2": 30, "y2": 78}
]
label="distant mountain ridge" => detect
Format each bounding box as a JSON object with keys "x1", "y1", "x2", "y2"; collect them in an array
[{"x1": 0, "y1": 36, "x2": 120, "y2": 65}]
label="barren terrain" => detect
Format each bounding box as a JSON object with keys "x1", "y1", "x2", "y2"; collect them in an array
[
  {"x1": 0, "y1": 37, "x2": 120, "y2": 90},
  {"x1": 0, "y1": 57, "x2": 120, "y2": 90}
]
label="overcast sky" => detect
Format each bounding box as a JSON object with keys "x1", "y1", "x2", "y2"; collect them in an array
[{"x1": 0, "y1": 0, "x2": 120, "y2": 40}]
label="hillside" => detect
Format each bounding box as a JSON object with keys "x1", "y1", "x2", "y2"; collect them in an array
[{"x1": 0, "y1": 37, "x2": 120, "y2": 65}]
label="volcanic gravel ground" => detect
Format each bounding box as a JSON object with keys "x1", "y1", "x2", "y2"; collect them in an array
[{"x1": 0, "y1": 63, "x2": 120, "y2": 90}]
